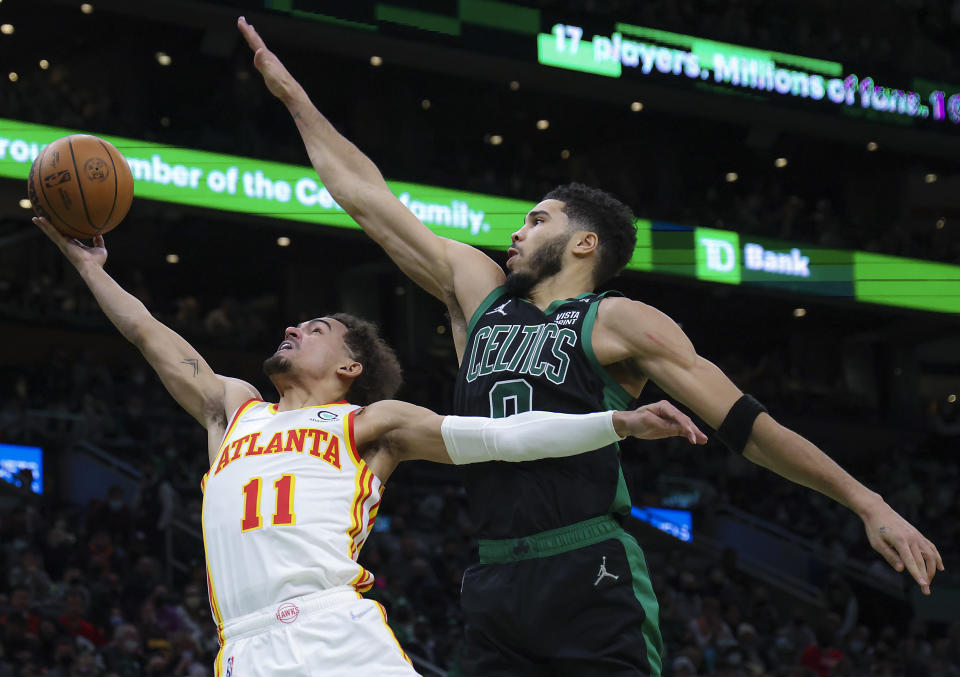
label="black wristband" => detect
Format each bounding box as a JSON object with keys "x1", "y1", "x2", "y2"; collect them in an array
[{"x1": 715, "y1": 394, "x2": 767, "y2": 454}]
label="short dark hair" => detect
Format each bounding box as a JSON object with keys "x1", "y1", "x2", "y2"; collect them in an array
[
  {"x1": 543, "y1": 182, "x2": 637, "y2": 286},
  {"x1": 330, "y1": 313, "x2": 403, "y2": 406}
]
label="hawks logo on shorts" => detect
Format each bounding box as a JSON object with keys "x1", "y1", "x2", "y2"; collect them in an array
[
  {"x1": 276, "y1": 602, "x2": 299, "y2": 624},
  {"x1": 201, "y1": 400, "x2": 382, "y2": 624}
]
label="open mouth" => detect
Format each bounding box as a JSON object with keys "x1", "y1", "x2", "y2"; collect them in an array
[{"x1": 277, "y1": 340, "x2": 296, "y2": 352}]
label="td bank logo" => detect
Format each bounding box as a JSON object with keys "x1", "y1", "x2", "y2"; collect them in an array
[{"x1": 695, "y1": 228, "x2": 741, "y2": 284}]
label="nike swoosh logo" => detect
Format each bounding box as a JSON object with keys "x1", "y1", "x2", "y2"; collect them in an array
[{"x1": 350, "y1": 606, "x2": 375, "y2": 621}]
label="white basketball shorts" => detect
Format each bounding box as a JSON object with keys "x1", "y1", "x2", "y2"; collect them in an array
[{"x1": 212, "y1": 586, "x2": 418, "y2": 676}]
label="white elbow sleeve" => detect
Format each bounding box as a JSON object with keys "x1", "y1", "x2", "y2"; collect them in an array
[{"x1": 440, "y1": 410, "x2": 622, "y2": 465}]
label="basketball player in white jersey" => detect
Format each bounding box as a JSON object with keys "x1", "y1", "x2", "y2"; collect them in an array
[{"x1": 33, "y1": 216, "x2": 706, "y2": 676}]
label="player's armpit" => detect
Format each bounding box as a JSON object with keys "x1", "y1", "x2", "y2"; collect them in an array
[
  {"x1": 594, "y1": 298, "x2": 742, "y2": 429},
  {"x1": 343, "y1": 191, "x2": 504, "y2": 321},
  {"x1": 358, "y1": 401, "x2": 450, "y2": 460},
  {"x1": 353, "y1": 401, "x2": 452, "y2": 482},
  {"x1": 217, "y1": 376, "x2": 262, "y2": 425},
  {"x1": 133, "y1": 319, "x2": 228, "y2": 430},
  {"x1": 445, "y1": 239, "x2": 507, "y2": 327}
]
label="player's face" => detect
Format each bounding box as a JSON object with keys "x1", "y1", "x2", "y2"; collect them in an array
[
  {"x1": 263, "y1": 317, "x2": 354, "y2": 379},
  {"x1": 504, "y1": 200, "x2": 572, "y2": 296},
  {"x1": 506, "y1": 199, "x2": 571, "y2": 274}
]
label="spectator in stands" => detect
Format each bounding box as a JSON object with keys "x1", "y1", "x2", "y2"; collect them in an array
[
  {"x1": 102, "y1": 624, "x2": 143, "y2": 677},
  {"x1": 41, "y1": 635, "x2": 78, "y2": 677},
  {"x1": 8, "y1": 550, "x2": 52, "y2": 605},
  {"x1": 689, "y1": 596, "x2": 735, "y2": 652},
  {"x1": 84, "y1": 531, "x2": 119, "y2": 579},
  {"x1": 801, "y1": 613, "x2": 845, "y2": 676},
  {"x1": 824, "y1": 573, "x2": 858, "y2": 642},
  {"x1": 85, "y1": 487, "x2": 133, "y2": 549},
  {"x1": 59, "y1": 587, "x2": 107, "y2": 647},
  {"x1": 1, "y1": 586, "x2": 41, "y2": 640},
  {"x1": 672, "y1": 655, "x2": 698, "y2": 676},
  {"x1": 202, "y1": 296, "x2": 237, "y2": 336},
  {"x1": 132, "y1": 467, "x2": 176, "y2": 555}
]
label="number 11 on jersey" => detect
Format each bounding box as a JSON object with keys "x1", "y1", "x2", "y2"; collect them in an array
[{"x1": 241, "y1": 474, "x2": 297, "y2": 532}]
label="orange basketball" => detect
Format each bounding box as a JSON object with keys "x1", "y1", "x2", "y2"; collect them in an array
[{"x1": 27, "y1": 134, "x2": 134, "y2": 238}]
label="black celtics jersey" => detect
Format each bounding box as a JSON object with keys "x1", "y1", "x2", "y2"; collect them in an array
[{"x1": 453, "y1": 287, "x2": 636, "y2": 539}]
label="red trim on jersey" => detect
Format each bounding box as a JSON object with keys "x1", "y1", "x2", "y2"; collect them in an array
[
  {"x1": 347, "y1": 466, "x2": 376, "y2": 558},
  {"x1": 345, "y1": 408, "x2": 362, "y2": 466},
  {"x1": 209, "y1": 398, "x2": 261, "y2": 470}
]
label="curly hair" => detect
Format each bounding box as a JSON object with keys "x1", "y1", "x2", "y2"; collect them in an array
[
  {"x1": 330, "y1": 313, "x2": 403, "y2": 406},
  {"x1": 542, "y1": 182, "x2": 637, "y2": 286}
]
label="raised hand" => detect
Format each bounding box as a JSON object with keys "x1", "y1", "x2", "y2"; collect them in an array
[
  {"x1": 32, "y1": 216, "x2": 107, "y2": 270},
  {"x1": 614, "y1": 400, "x2": 708, "y2": 445},
  {"x1": 237, "y1": 16, "x2": 300, "y2": 102},
  {"x1": 861, "y1": 500, "x2": 944, "y2": 595}
]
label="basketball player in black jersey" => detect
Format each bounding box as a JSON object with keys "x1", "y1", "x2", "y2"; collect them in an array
[{"x1": 240, "y1": 17, "x2": 943, "y2": 676}]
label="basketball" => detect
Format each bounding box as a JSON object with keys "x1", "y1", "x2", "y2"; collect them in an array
[{"x1": 27, "y1": 134, "x2": 134, "y2": 238}]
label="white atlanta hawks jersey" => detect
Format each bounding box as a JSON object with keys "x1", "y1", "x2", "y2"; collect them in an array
[{"x1": 201, "y1": 400, "x2": 382, "y2": 624}]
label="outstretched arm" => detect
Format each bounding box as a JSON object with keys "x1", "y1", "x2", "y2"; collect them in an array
[
  {"x1": 237, "y1": 17, "x2": 504, "y2": 330},
  {"x1": 595, "y1": 296, "x2": 944, "y2": 594},
  {"x1": 33, "y1": 217, "x2": 260, "y2": 461},
  {"x1": 354, "y1": 398, "x2": 706, "y2": 480}
]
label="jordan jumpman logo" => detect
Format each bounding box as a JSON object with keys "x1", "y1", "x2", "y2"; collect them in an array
[
  {"x1": 486, "y1": 300, "x2": 512, "y2": 316},
  {"x1": 594, "y1": 556, "x2": 619, "y2": 586}
]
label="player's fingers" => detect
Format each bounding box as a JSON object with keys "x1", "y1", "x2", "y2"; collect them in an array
[
  {"x1": 917, "y1": 541, "x2": 938, "y2": 588},
  {"x1": 649, "y1": 401, "x2": 705, "y2": 444},
  {"x1": 873, "y1": 537, "x2": 904, "y2": 572},
  {"x1": 644, "y1": 411, "x2": 684, "y2": 440},
  {"x1": 909, "y1": 542, "x2": 933, "y2": 595},
  {"x1": 93, "y1": 235, "x2": 105, "y2": 248},
  {"x1": 897, "y1": 538, "x2": 928, "y2": 589},
  {"x1": 652, "y1": 401, "x2": 686, "y2": 427},
  {"x1": 672, "y1": 414, "x2": 705, "y2": 444},
  {"x1": 237, "y1": 16, "x2": 267, "y2": 52},
  {"x1": 32, "y1": 216, "x2": 68, "y2": 246},
  {"x1": 923, "y1": 539, "x2": 945, "y2": 572},
  {"x1": 32, "y1": 215, "x2": 54, "y2": 235}
]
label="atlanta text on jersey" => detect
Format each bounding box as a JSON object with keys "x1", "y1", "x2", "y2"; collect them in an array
[{"x1": 212, "y1": 428, "x2": 343, "y2": 477}]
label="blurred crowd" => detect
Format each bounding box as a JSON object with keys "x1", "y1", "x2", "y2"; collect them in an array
[
  {"x1": 0, "y1": 332, "x2": 957, "y2": 674},
  {"x1": 0, "y1": 470, "x2": 217, "y2": 676},
  {"x1": 2, "y1": 465, "x2": 959, "y2": 676}
]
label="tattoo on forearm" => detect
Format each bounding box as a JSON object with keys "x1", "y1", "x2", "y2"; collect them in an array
[{"x1": 182, "y1": 358, "x2": 200, "y2": 377}]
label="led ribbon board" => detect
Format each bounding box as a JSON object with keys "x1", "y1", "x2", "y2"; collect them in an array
[
  {"x1": 0, "y1": 118, "x2": 528, "y2": 249},
  {"x1": 631, "y1": 505, "x2": 692, "y2": 542},
  {"x1": 0, "y1": 443, "x2": 44, "y2": 495},
  {"x1": 539, "y1": 23, "x2": 960, "y2": 129},
  {"x1": 255, "y1": 1, "x2": 960, "y2": 131},
  {"x1": 649, "y1": 223, "x2": 960, "y2": 314},
  {"x1": 1, "y1": 118, "x2": 958, "y2": 314}
]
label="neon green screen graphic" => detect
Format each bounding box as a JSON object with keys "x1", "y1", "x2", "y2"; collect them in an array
[
  {"x1": 0, "y1": 118, "x2": 528, "y2": 250},
  {"x1": 1, "y1": 118, "x2": 958, "y2": 314}
]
